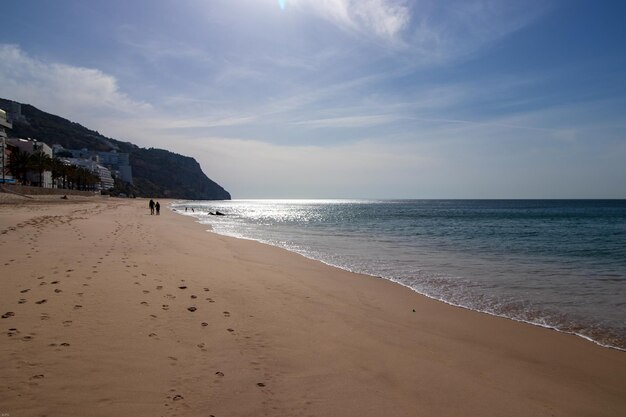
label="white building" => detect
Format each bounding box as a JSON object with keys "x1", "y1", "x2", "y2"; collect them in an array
[
  {"x1": 65, "y1": 157, "x2": 114, "y2": 191},
  {"x1": 96, "y1": 164, "x2": 115, "y2": 190}
]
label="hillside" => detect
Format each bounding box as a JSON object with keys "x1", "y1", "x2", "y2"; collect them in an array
[{"x1": 0, "y1": 98, "x2": 231, "y2": 200}]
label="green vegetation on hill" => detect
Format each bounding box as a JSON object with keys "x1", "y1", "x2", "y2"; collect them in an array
[{"x1": 0, "y1": 98, "x2": 231, "y2": 200}]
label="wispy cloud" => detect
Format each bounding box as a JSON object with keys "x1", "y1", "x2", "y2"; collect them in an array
[
  {"x1": 0, "y1": 44, "x2": 150, "y2": 123},
  {"x1": 292, "y1": 114, "x2": 400, "y2": 128},
  {"x1": 292, "y1": 0, "x2": 411, "y2": 42},
  {"x1": 288, "y1": 0, "x2": 551, "y2": 66}
]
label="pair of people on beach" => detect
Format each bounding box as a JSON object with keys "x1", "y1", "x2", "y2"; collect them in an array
[{"x1": 149, "y1": 199, "x2": 160, "y2": 215}]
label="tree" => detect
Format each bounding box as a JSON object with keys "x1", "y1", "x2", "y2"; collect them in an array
[
  {"x1": 66, "y1": 165, "x2": 80, "y2": 190},
  {"x1": 50, "y1": 158, "x2": 69, "y2": 189},
  {"x1": 66, "y1": 166, "x2": 98, "y2": 191},
  {"x1": 7, "y1": 148, "x2": 31, "y2": 184},
  {"x1": 28, "y1": 150, "x2": 52, "y2": 187}
]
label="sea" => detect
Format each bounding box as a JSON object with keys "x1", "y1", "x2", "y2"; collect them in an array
[{"x1": 171, "y1": 199, "x2": 626, "y2": 351}]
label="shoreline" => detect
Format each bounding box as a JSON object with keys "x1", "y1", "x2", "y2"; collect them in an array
[
  {"x1": 173, "y1": 204, "x2": 626, "y2": 352},
  {"x1": 1, "y1": 197, "x2": 625, "y2": 416}
]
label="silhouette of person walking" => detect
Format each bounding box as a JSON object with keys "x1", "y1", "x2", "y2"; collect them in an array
[
  {"x1": 149, "y1": 199, "x2": 155, "y2": 215},
  {"x1": 155, "y1": 201, "x2": 161, "y2": 215}
]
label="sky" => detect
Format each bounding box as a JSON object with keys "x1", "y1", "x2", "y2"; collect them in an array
[{"x1": 1, "y1": 0, "x2": 625, "y2": 198}]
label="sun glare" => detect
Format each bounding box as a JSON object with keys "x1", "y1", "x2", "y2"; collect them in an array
[{"x1": 278, "y1": 0, "x2": 286, "y2": 10}]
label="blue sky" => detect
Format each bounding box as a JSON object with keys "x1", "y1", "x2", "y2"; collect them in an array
[{"x1": 1, "y1": 0, "x2": 625, "y2": 198}]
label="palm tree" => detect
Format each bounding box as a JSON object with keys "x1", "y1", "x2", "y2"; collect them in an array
[
  {"x1": 7, "y1": 149, "x2": 31, "y2": 185},
  {"x1": 61, "y1": 162, "x2": 72, "y2": 189},
  {"x1": 67, "y1": 165, "x2": 80, "y2": 190},
  {"x1": 86, "y1": 171, "x2": 99, "y2": 191},
  {"x1": 69, "y1": 166, "x2": 90, "y2": 191},
  {"x1": 28, "y1": 151, "x2": 52, "y2": 187},
  {"x1": 86, "y1": 170, "x2": 100, "y2": 191},
  {"x1": 50, "y1": 158, "x2": 68, "y2": 189}
]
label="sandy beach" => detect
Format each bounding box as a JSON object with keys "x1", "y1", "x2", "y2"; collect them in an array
[{"x1": 0, "y1": 197, "x2": 624, "y2": 417}]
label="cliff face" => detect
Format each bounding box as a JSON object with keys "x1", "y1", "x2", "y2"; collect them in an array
[
  {"x1": 0, "y1": 98, "x2": 231, "y2": 200},
  {"x1": 130, "y1": 147, "x2": 231, "y2": 200}
]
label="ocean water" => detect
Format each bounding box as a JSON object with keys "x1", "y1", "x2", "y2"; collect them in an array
[{"x1": 172, "y1": 199, "x2": 626, "y2": 350}]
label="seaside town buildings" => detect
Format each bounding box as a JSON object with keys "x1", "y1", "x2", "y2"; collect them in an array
[
  {"x1": 0, "y1": 104, "x2": 131, "y2": 191},
  {"x1": 52, "y1": 145, "x2": 133, "y2": 186},
  {"x1": 0, "y1": 109, "x2": 12, "y2": 184},
  {"x1": 59, "y1": 156, "x2": 115, "y2": 190}
]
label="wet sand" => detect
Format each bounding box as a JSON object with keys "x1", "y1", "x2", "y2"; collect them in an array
[{"x1": 0, "y1": 197, "x2": 624, "y2": 416}]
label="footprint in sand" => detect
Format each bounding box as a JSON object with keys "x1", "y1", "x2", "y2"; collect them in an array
[
  {"x1": 191, "y1": 295, "x2": 197, "y2": 299},
  {"x1": 215, "y1": 371, "x2": 224, "y2": 377},
  {"x1": 35, "y1": 299, "x2": 47, "y2": 305},
  {"x1": 8, "y1": 328, "x2": 19, "y2": 336},
  {"x1": 162, "y1": 305, "x2": 169, "y2": 311},
  {"x1": 204, "y1": 288, "x2": 210, "y2": 292},
  {"x1": 2, "y1": 312, "x2": 15, "y2": 319},
  {"x1": 54, "y1": 289, "x2": 62, "y2": 293},
  {"x1": 256, "y1": 382, "x2": 266, "y2": 387},
  {"x1": 20, "y1": 289, "x2": 30, "y2": 294},
  {"x1": 141, "y1": 301, "x2": 149, "y2": 306},
  {"x1": 187, "y1": 307, "x2": 197, "y2": 312},
  {"x1": 178, "y1": 286, "x2": 187, "y2": 290},
  {"x1": 156, "y1": 286, "x2": 163, "y2": 290},
  {"x1": 142, "y1": 290, "x2": 150, "y2": 294},
  {"x1": 227, "y1": 328, "x2": 234, "y2": 333},
  {"x1": 207, "y1": 298, "x2": 215, "y2": 303},
  {"x1": 223, "y1": 311, "x2": 231, "y2": 317},
  {"x1": 18, "y1": 299, "x2": 27, "y2": 304},
  {"x1": 201, "y1": 322, "x2": 208, "y2": 327},
  {"x1": 74, "y1": 305, "x2": 83, "y2": 310},
  {"x1": 63, "y1": 320, "x2": 72, "y2": 326}
]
